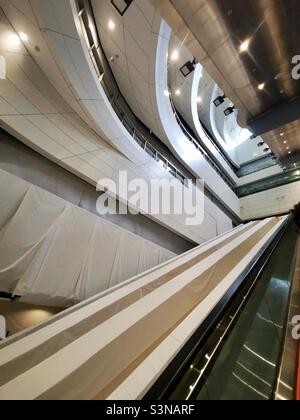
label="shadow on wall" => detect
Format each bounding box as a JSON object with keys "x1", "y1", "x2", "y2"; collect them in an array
[{"x1": 0, "y1": 300, "x2": 62, "y2": 337}]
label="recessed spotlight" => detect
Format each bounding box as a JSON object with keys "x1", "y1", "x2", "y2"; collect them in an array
[
  {"x1": 254, "y1": 153, "x2": 257, "y2": 157},
  {"x1": 286, "y1": 147, "x2": 290, "y2": 150},
  {"x1": 171, "y1": 50, "x2": 179, "y2": 61},
  {"x1": 258, "y1": 83, "x2": 265, "y2": 90},
  {"x1": 280, "y1": 132, "x2": 284, "y2": 137},
  {"x1": 284, "y1": 141, "x2": 287, "y2": 144},
  {"x1": 164, "y1": 89, "x2": 170, "y2": 97},
  {"x1": 8, "y1": 33, "x2": 21, "y2": 46},
  {"x1": 175, "y1": 89, "x2": 181, "y2": 96},
  {"x1": 239, "y1": 39, "x2": 250, "y2": 53},
  {"x1": 197, "y1": 96, "x2": 202, "y2": 103},
  {"x1": 108, "y1": 20, "x2": 115, "y2": 30},
  {"x1": 288, "y1": 151, "x2": 292, "y2": 154},
  {"x1": 19, "y1": 32, "x2": 28, "y2": 42}
]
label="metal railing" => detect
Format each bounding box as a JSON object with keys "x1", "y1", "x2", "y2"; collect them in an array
[
  {"x1": 77, "y1": 3, "x2": 186, "y2": 185},
  {"x1": 169, "y1": 97, "x2": 237, "y2": 192},
  {"x1": 236, "y1": 166, "x2": 300, "y2": 197}
]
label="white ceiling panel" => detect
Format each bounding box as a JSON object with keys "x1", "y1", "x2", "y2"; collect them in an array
[
  {"x1": 0, "y1": 76, "x2": 40, "y2": 114},
  {"x1": 8, "y1": 0, "x2": 37, "y2": 25},
  {"x1": 1, "y1": 115, "x2": 74, "y2": 161},
  {"x1": 0, "y1": 95, "x2": 18, "y2": 115},
  {"x1": 91, "y1": 0, "x2": 169, "y2": 145},
  {"x1": 26, "y1": 114, "x2": 87, "y2": 155}
]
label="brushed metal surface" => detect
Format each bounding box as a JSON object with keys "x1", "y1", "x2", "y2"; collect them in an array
[{"x1": 152, "y1": 0, "x2": 300, "y2": 162}]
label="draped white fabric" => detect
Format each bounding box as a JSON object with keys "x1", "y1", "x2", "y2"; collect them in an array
[{"x1": 0, "y1": 170, "x2": 174, "y2": 307}]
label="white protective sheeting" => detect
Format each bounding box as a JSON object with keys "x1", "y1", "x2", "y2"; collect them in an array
[{"x1": 0, "y1": 170, "x2": 174, "y2": 307}]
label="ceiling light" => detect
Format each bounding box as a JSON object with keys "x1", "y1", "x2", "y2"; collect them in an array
[
  {"x1": 288, "y1": 151, "x2": 292, "y2": 154},
  {"x1": 286, "y1": 147, "x2": 290, "y2": 150},
  {"x1": 280, "y1": 132, "x2": 284, "y2": 136},
  {"x1": 19, "y1": 32, "x2": 28, "y2": 42},
  {"x1": 257, "y1": 142, "x2": 264, "y2": 147},
  {"x1": 263, "y1": 148, "x2": 270, "y2": 153},
  {"x1": 258, "y1": 83, "x2": 265, "y2": 90},
  {"x1": 197, "y1": 96, "x2": 202, "y2": 103},
  {"x1": 284, "y1": 140, "x2": 287, "y2": 144},
  {"x1": 224, "y1": 106, "x2": 235, "y2": 116},
  {"x1": 111, "y1": 0, "x2": 133, "y2": 16},
  {"x1": 164, "y1": 89, "x2": 170, "y2": 97},
  {"x1": 239, "y1": 39, "x2": 250, "y2": 53},
  {"x1": 8, "y1": 33, "x2": 21, "y2": 47},
  {"x1": 175, "y1": 89, "x2": 181, "y2": 96},
  {"x1": 171, "y1": 50, "x2": 179, "y2": 61},
  {"x1": 108, "y1": 20, "x2": 115, "y2": 30},
  {"x1": 180, "y1": 58, "x2": 197, "y2": 77},
  {"x1": 254, "y1": 153, "x2": 257, "y2": 157},
  {"x1": 213, "y1": 94, "x2": 226, "y2": 107},
  {"x1": 250, "y1": 134, "x2": 257, "y2": 140}
]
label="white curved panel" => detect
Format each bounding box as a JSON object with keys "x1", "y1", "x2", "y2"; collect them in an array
[{"x1": 155, "y1": 21, "x2": 240, "y2": 217}]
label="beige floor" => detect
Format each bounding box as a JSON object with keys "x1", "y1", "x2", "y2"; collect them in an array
[{"x1": 0, "y1": 301, "x2": 62, "y2": 337}]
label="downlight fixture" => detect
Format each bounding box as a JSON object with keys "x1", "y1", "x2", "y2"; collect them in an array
[
  {"x1": 239, "y1": 39, "x2": 250, "y2": 53},
  {"x1": 19, "y1": 32, "x2": 28, "y2": 42}
]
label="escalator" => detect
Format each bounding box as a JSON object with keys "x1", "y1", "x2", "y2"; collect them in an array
[{"x1": 145, "y1": 217, "x2": 298, "y2": 400}]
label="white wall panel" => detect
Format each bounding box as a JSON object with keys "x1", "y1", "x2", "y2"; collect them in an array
[{"x1": 240, "y1": 181, "x2": 300, "y2": 219}]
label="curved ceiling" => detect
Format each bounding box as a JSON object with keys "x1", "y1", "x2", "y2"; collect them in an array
[
  {"x1": 167, "y1": 34, "x2": 269, "y2": 168},
  {"x1": 150, "y1": 0, "x2": 300, "y2": 164},
  {"x1": 0, "y1": 0, "x2": 214, "y2": 244},
  {"x1": 90, "y1": 0, "x2": 169, "y2": 145}
]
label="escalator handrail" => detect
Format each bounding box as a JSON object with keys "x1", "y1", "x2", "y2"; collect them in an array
[{"x1": 144, "y1": 215, "x2": 292, "y2": 400}]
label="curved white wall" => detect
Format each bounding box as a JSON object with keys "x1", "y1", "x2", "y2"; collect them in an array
[
  {"x1": 155, "y1": 21, "x2": 240, "y2": 218},
  {"x1": 0, "y1": 2, "x2": 230, "y2": 244}
]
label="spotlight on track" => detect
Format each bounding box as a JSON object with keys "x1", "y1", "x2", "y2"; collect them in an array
[
  {"x1": 263, "y1": 148, "x2": 270, "y2": 153},
  {"x1": 180, "y1": 58, "x2": 197, "y2": 77},
  {"x1": 213, "y1": 94, "x2": 226, "y2": 107},
  {"x1": 224, "y1": 106, "x2": 235, "y2": 116},
  {"x1": 257, "y1": 142, "x2": 264, "y2": 147}
]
